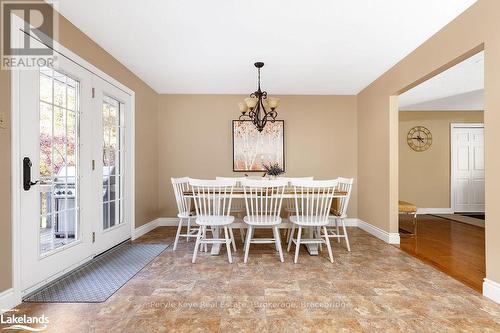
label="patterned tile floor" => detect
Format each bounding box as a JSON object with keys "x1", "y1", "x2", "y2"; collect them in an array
[{"x1": 3, "y1": 226, "x2": 500, "y2": 332}]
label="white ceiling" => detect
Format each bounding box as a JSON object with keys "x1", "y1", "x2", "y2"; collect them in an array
[
  {"x1": 399, "y1": 51, "x2": 484, "y2": 111},
  {"x1": 57, "y1": 0, "x2": 477, "y2": 94}
]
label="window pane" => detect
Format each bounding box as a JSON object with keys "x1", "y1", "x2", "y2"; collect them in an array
[
  {"x1": 40, "y1": 74, "x2": 52, "y2": 103},
  {"x1": 53, "y1": 79, "x2": 66, "y2": 107},
  {"x1": 67, "y1": 86, "x2": 76, "y2": 111},
  {"x1": 39, "y1": 102, "x2": 52, "y2": 178}
]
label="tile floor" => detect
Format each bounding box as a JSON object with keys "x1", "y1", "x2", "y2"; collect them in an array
[{"x1": 3, "y1": 226, "x2": 500, "y2": 332}]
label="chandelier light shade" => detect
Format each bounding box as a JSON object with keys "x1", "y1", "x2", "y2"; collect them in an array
[{"x1": 238, "y1": 62, "x2": 280, "y2": 132}]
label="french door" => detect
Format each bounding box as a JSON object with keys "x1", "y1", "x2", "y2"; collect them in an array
[{"x1": 18, "y1": 54, "x2": 132, "y2": 293}]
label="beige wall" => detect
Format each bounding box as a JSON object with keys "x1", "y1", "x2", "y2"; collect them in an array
[
  {"x1": 357, "y1": 0, "x2": 500, "y2": 283},
  {"x1": 0, "y1": 1, "x2": 159, "y2": 293},
  {"x1": 399, "y1": 111, "x2": 484, "y2": 208},
  {"x1": 158, "y1": 95, "x2": 358, "y2": 218}
]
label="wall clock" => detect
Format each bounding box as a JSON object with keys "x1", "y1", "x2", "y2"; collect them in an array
[{"x1": 407, "y1": 126, "x2": 432, "y2": 152}]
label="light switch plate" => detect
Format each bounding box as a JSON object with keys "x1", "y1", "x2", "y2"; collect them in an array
[{"x1": 0, "y1": 112, "x2": 6, "y2": 129}]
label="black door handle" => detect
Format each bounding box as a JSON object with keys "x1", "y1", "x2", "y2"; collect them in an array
[{"x1": 23, "y1": 157, "x2": 39, "y2": 191}]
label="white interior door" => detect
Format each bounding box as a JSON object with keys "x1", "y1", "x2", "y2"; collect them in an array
[
  {"x1": 451, "y1": 125, "x2": 485, "y2": 213},
  {"x1": 19, "y1": 54, "x2": 94, "y2": 293}
]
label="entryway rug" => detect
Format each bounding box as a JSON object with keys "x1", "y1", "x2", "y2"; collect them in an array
[{"x1": 24, "y1": 242, "x2": 168, "y2": 303}]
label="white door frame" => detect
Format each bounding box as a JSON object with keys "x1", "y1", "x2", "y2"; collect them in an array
[
  {"x1": 450, "y1": 123, "x2": 484, "y2": 213},
  {"x1": 10, "y1": 15, "x2": 135, "y2": 303}
]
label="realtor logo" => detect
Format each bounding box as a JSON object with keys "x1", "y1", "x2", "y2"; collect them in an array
[
  {"x1": 0, "y1": 309, "x2": 49, "y2": 331},
  {"x1": 1, "y1": 1, "x2": 58, "y2": 69}
]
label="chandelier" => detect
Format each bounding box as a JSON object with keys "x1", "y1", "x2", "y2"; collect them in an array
[{"x1": 237, "y1": 62, "x2": 280, "y2": 132}]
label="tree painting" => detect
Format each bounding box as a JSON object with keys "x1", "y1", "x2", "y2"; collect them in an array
[{"x1": 233, "y1": 120, "x2": 284, "y2": 171}]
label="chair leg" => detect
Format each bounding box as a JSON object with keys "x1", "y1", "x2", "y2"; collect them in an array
[
  {"x1": 317, "y1": 227, "x2": 323, "y2": 252},
  {"x1": 285, "y1": 227, "x2": 291, "y2": 242},
  {"x1": 273, "y1": 226, "x2": 284, "y2": 263},
  {"x1": 274, "y1": 228, "x2": 280, "y2": 252},
  {"x1": 323, "y1": 226, "x2": 334, "y2": 263},
  {"x1": 192, "y1": 226, "x2": 202, "y2": 263},
  {"x1": 202, "y1": 226, "x2": 208, "y2": 252},
  {"x1": 341, "y1": 219, "x2": 351, "y2": 252},
  {"x1": 186, "y1": 218, "x2": 191, "y2": 243},
  {"x1": 335, "y1": 218, "x2": 341, "y2": 243},
  {"x1": 229, "y1": 227, "x2": 237, "y2": 252},
  {"x1": 244, "y1": 226, "x2": 253, "y2": 264},
  {"x1": 173, "y1": 218, "x2": 183, "y2": 251},
  {"x1": 294, "y1": 226, "x2": 302, "y2": 264},
  {"x1": 287, "y1": 225, "x2": 295, "y2": 252},
  {"x1": 239, "y1": 228, "x2": 246, "y2": 245},
  {"x1": 224, "y1": 227, "x2": 233, "y2": 264}
]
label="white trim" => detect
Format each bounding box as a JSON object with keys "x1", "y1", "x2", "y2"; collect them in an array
[
  {"x1": 0, "y1": 289, "x2": 17, "y2": 314},
  {"x1": 357, "y1": 219, "x2": 400, "y2": 244},
  {"x1": 483, "y1": 278, "x2": 500, "y2": 304},
  {"x1": 10, "y1": 65, "x2": 22, "y2": 311},
  {"x1": 10, "y1": 16, "x2": 136, "y2": 303},
  {"x1": 341, "y1": 218, "x2": 359, "y2": 227},
  {"x1": 450, "y1": 123, "x2": 484, "y2": 213},
  {"x1": 416, "y1": 208, "x2": 454, "y2": 215},
  {"x1": 157, "y1": 217, "x2": 181, "y2": 227},
  {"x1": 132, "y1": 219, "x2": 160, "y2": 240},
  {"x1": 450, "y1": 123, "x2": 485, "y2": 128},
  {"x1": 136, "y1": 218, "x2": 399, "y2": 247}
]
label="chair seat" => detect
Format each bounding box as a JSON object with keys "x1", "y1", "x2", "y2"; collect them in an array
[
  {"x1": 289, "y1": 215, "x2": 329, "y2": 226},
  {"x1": 195, "y1": 215, "x2": 234, "y2": 226},
  {"x1": 243, "y1": 215, "x2": 281, "y2": 226},
  {"x1": 177, "y1": 211, "x2": 196, "y2": 219},
  {"x1": 329, "y1": 212, "x2": 347, "y2": 219}
]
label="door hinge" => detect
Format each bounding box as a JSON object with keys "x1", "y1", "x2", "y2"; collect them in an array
[
  {"x1": 92, "y1": 159, "x2": 95, "y2": 170},
  {"x1": 91, "y1": 87, "x2": 95, "y2": 98},
  {"x1": 92, "y1": 232, "x2": 95, "y2": 243}
]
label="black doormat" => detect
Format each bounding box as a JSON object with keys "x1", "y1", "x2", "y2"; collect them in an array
[{"x1": 24, "y1": 242, "x2": 168, "y2": 303}]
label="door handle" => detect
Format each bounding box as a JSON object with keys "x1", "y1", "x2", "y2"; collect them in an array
[{"x1": 23, "y1": 157, "x2": 39, "y2": 191}]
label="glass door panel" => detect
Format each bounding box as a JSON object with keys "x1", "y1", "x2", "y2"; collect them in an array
[
  {"x1": 38, "y1": 67, "x2": 80, "y2": 256},
  {"x1": 102, "y1": 95, "x2": 124, "y2": 230}
]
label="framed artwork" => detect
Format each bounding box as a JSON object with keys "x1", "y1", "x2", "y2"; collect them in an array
[{"x1": 232, "y1": 120, "x2": 285, "y2": 172}]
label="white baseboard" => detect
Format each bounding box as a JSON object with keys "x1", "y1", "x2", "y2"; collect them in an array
[
  {"x1": 417, "y1": 208, "x2": 454, "y2": 215},
  {"x1": 0, "y1": 288, "x2": 19, "y2": 314},
  {"x1": 139, "y1": 217, "x2": 398, "y2": 245},
  {"x1": 483, "y1": 278, "x2": 500, "y2": 304},
  {"x1": 342, "y1": 218, "x2": 359, "y2": 227},
  {"x1": 157, "y1": 217, "x2": 180, "y2": 227},
  {"x1": 132, "y1": 219, "x2": 160, "y2": 240},
  {"x1": 357, "y1": 219, "x2": 400, "y2": 244}
]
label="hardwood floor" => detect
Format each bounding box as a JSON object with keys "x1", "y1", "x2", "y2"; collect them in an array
[{"x1": 399, "y1": 214, "x2": 485, "y2": 292}]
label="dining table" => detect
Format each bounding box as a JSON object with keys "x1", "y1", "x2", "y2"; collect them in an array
[{"x1": 183, "y1": 188, "x2": 348, "y2": 256}]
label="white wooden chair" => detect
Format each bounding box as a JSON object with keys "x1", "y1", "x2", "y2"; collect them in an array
[
  {"x1": 241, "y1": 179, "x2": 287, "y2": 263},
  {"x1": 189, "y1": 178, "x2": 237, "y2": 263},
  {"x1": 171, "y1": 177, "x2": 198, "y2": 251},
  {"x1": 287, "y1": 179, "x2": 338, "y2": 263},
  {"x1": 216, "y1": 176, "x2": 246, "y2": 247},
  {"x1": 327, "y1": 177, "x2": 354, "y2": 251},
  {"x1": 283, "y1": 177, "x2": 314, "y2": 239}
]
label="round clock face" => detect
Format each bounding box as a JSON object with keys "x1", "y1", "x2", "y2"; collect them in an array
[{"x1": 407, "y1": 126, "x2": 432, "y2": 152}]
